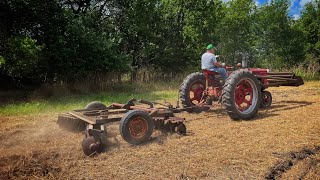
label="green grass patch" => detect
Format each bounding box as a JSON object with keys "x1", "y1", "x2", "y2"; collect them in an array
[{"x1": 0, "y1": 87, "x2": 179, "y2": 116}]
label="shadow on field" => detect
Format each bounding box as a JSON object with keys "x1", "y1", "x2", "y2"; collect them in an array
[
  {"x1": 206, "y1": 100, "x2": 315, "y2": 121},
  {"x1": 255, "y1": 100, "x2": 314, "y2": 120},
  {"x1": 268, "y1": 101, "x2": 314, "y2": 113}
]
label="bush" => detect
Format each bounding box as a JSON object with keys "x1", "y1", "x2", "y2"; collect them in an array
[
  {"x1": 292, "y1": 54, "x2": 320, "y2": 80},
  {"x1": 3, "y1": 36, "x2": 44, "y2": 78}
]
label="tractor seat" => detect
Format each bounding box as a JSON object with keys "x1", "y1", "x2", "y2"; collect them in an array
[{"x1": 202, "y1": 69, "x2": 220, "y2": 76}]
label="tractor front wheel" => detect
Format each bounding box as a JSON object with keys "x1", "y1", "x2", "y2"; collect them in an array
[
  {"x1": 260, "y1": 91, "x2": 272, "y2": 108},
  {"x1": 221, "y1": 69, "x2": 262, "y2": 120}
]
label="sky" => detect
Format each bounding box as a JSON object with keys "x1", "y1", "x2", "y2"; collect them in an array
[{"x1": 223, "y1": 0, "x2": 314, "y2": 19}]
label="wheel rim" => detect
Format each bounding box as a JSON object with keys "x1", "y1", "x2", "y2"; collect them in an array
[
  {"x1": 189, "y1": 82, "x2": 205, "y2": 105},
  {"x1": 262, "y1": 93, "x2": 271, "y2": 106},
  {"x1": 234, "y1": 78, "x2": 258, "y2": 114},
  {"x1": 129, "y1": 117, "x2": 148, "y2": 139}
]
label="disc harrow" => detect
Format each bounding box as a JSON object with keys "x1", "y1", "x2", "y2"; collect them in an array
[{"x1": 57, "y1": 99, "x2": 207, "y2": 156}]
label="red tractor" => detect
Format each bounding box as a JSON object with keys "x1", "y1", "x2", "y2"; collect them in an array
[{"x1": 179, "y1": 65, "x2": 304, "y2": 120}]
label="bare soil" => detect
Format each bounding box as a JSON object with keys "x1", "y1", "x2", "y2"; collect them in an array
[{"x1": 0, "y1": 82, "x2": 320, "y2": 179}]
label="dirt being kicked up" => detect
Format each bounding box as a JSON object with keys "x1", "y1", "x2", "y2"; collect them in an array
[{"x1": 0, "y1": 81, "x2": 319, "y2": 179}]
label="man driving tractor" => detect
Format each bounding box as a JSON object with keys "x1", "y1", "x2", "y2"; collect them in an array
[{"x1": 201, "y1": 44, "x2": 227, "y2": 81}]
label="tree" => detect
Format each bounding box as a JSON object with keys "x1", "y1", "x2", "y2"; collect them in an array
[
  {"x1": 218, "y1": 0, "x2": 256, "y2": 65},
  {"x1": 299, "y1": 0, "x2": 320, "y2": 58},
  {"x1": 0, "y1": 0, "x2": 130, "y2": 86},
  {"x1": 253, "y1": 0, "x2": 304, "y2": 69},
  {"x1": 182, "y1": 0, "x2": 225, "y2": 69},
  {"x1": 0, "y1": 0, "x2": 65, "y2": 85}
]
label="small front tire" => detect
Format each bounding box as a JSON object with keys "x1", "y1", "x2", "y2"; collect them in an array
[{"x1": 260, "y1": 91, "x2": 272, "y2": 108}]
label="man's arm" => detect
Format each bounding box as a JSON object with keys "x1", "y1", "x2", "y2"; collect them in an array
[
  {"x1": 214, "y1": 61, "x2": 222, "y2": 67},
  {"x1": 212, "y1": 55, "x2": 222, "y2": 67}
]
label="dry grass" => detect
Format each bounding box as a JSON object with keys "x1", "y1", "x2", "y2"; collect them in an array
[{"x1": 0, "y1": 81, "x2": 320, "y2": 179}]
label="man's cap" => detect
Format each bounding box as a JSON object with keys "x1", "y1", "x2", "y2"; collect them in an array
[{"x1": 206, "y1": 44, "x2": 216, "y2": 50}]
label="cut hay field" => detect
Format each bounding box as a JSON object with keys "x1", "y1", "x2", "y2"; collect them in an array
[{"x1": 0, "y1": 81, "x2": 320, "y2": 179}]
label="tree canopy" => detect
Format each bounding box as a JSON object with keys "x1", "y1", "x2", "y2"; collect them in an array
[{"x1": 0, "y1": 0, "x2": 319, "y2": 88}]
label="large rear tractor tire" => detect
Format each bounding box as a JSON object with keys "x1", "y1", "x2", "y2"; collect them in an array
[
  {"x1": 221, "y1": 69, "x2": 262, "y2": 120},
  {"x1": 179, "y1": 72, "x2": 206, "y2": 107},
  {"x1": 119, "y1": 110, "x2": 154, "y2": 145}
]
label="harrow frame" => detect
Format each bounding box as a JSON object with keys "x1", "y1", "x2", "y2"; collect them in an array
[{"x1": 58, "y1": 99, "x2": 206, "y2": 156}]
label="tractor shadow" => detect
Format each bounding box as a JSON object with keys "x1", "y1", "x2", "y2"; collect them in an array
[
  {"x1": 254, "y1": 100, "x2": 314, "y2": 121},
  {"x1": 205, "y1": 100, "x2": 314, "y2": 121},
  {"x1": 268, "y1": 100, "x2": 314, "y2": 112},
  {"x1": 98, "y1": 101, "x2": 315, "y2": 153}
]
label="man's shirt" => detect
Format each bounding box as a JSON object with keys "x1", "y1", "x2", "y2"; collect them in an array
[{"x1": 201, "y1": 52, "x2": 216, "y2": 70}]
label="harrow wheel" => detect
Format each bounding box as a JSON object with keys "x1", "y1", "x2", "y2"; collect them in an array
[
  {"x1": 260, "y1": 91, "x2": 272, "y2": 108},
  {"x1": 221, "y1": 69, "x2": 262, "y2": 120},
  {"x1": 119, "y1": 110, "x2": 154, "y2": 145},
  {"x1": 85, "y1": 101, "x2": 107, "y2": 109},
  {"x1": 179, "y1": 72, "x2": 206, "y2": 107},
  {"x1": 57, "y1": 101, "x2": 106, "y2": 132}
]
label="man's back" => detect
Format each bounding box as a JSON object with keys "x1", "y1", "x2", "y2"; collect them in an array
[{"x1": 201, "y1": 52, "x2": 216, "y2": 70}]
